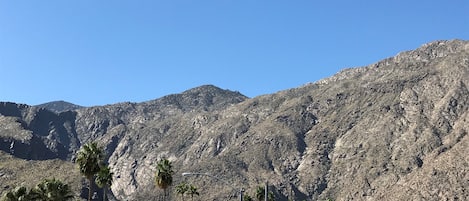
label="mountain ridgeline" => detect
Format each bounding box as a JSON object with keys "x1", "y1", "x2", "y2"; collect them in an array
[
  {"x1": 35, "y1": 101, "x2": 83, "y2": 113},
  {"x1": 0, "y1": 39, "x2": 468, "y2": 200}
]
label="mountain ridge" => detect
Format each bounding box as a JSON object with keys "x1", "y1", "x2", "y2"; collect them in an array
[
  {"x1": 35, "y1": 100, "x2": 84, "y2": 113},
  {"x1": 0, "y1": 39, "x2": 468, "y2": 201}
]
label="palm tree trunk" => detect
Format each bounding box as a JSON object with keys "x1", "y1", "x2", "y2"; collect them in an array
[
  {"x1": 88, "y1": 176, "x2": 93, "y2": 201},
  {"x1": 103, "y1": 187, "x2": 107, "y2": 201}
]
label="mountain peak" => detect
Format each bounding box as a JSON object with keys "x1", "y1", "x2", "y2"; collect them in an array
[
  {"x1": 181, "y1": 84, "x2": 245, "y2": 97},
  {"x1": 148, "y1": 84, "x2": 248, "y2": 112},
  {"x1": 35, "y1": 101, "x2": 83, "y2": 113}
]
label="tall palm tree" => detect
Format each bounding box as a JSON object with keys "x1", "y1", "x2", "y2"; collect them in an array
[
  {"x1": 76, "y1": 142, "x2": 104, "y2": 201},
  {"x1": 175, "y1": 182, "x2": 188, "y2": 201},
  {"x1": 155, "y1": 157, "x2": 174, "y2": 200},
  {"x1": 187, "y1": 184, "x2": 199, "y2": 201},
  {"x1": 1, "y1": 186, "x2": 31, "y2": 201},
  {"x1": 95, "y1": 165, "x2": 113, "y2": 201},
  {"x1": 29, "y1": 178, "x2": 74, "y2": 201}
]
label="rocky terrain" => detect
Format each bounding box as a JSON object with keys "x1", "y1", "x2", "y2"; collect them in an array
[
  {"x1": 0, "y1": 150, "x2": 83, "y2": 198},
  {"x1": 0, "y1": 39, "x2": 468, "y2": 201},
  {"x1": 36, "y1": 101, "x2": 83, "y2": 113}
]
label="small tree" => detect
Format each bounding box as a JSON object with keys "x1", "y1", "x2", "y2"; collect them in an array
[
  {"x1": 243, "y1": 194, "x2": 253, "y2": 201},
  {"x1": 187, "y1": 184, "x2": 199, "y2": 201},
  {"x1": 254, "y1": 186, "x2": 274, "y2": 201},
  {"x1": 267, "y1": 191, "x2": 274, "y2": 201},
  {"x1": 175, "y1": 182, "x2": 188, "y2": 201},
  {"x1": 95, "y1": 165, "x2": 113, "y2": 201},
  {"x1": 255, "y1": 186, "x2": 265, "y2": 201},
  {"x1": 1, "y1": 186, "x2": 32, "y2": 201}
]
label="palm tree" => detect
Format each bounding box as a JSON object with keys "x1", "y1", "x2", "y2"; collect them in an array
[
  {"x1": 76, "y1": 142, "x2": 104, "y2": 201},
  {"x1": 95, "y1": 165, "x2": 113, "y2": 201},
  {"x1": 29, "y1": 178, "x2": 74, "y2": 201},
  {"x1": 243, "y1": 194, "x2": 253, "y2": 201},
  {"x1": 267, "y1": 191, "x2": 274, "y2": 201},
  {"x1": 255, "y1": 186, "x2": 265, "y2": 201},
  {"x1": 1, "y1": 186, "x2": 31, "y2": 201},
  {"x1": 187, "y1": 184, "x2": 199, "y2": 201},
  {"x1": 175, "y1": 182, "x2": 188, "y2": 201},
  {"x1": 155, "y1": 157, "x2": 174, "y2": 200}
]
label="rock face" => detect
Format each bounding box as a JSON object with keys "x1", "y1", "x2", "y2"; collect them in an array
[
  {"x1": 0, "y1": 40, "x2": 468, "y2": 201},
  {"x1": 0, "y1": 102, "x2": 79, "y2": 160}
]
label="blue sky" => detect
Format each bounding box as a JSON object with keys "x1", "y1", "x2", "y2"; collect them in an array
[{"x1": 1, "y1": 1, "x2": 468, "y2": 106}]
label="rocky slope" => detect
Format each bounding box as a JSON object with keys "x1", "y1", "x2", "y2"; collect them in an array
[
  {"x1": 0, "y1": 39, "x2": 468, "y2": 201},
  {"x1": 0, "y1": 102, "x2": 80, "y2": 160},
  {"x1": 0, "y1": 150, "x2": 83, "y2": 198}
]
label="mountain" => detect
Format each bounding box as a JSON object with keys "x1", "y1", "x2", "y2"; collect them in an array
[
  {"x1": 0, "y1": 40, "x2": 468, "y2": 201},
  {"x1": 35, "y1": 100, "x2": 83, "y2": 113}
]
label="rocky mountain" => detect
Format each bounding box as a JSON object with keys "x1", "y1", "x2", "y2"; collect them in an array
[
  {"x1": 36, "y1": 100, "x2": 83, "y2": 113},
  {"x1": 0, "y1": 39, "x2": 468, "y2": 201}
]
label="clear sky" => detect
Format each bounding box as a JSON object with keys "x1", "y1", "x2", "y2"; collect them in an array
[{"x1": 1, "y1": 1, "x2": 468, "y2": 106}]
